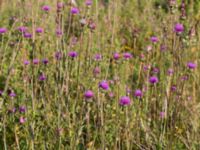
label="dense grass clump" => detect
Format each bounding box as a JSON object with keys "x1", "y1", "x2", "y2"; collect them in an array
[{"x1": 0, "y1": 0, "x2": 200, "y2": 149}]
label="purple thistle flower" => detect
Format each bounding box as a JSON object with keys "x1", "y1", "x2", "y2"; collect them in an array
[
  {"x1": 33, "y1": 59, "x2": 39, "y2": 65},
  {"x1": 109, "y1": 92, "x2": 114, "y2": 98},
  {"x1": 68, "y1": 51, "x2": 78, "y2": 58},
  {"x1": 160, "y1": 44, "x2": 167, "y2": 52},
  {"x1": 55, "y1": 51, "x2": 62, "y2": 60},
  {"x1": 19, "y1": 106, "x2": 26, "y2": 113},
  {"x1": 9, "y1": 92, "x2": 16, "y2": 97},
  {"x1": 42, "y1": 5, "x2": 51, "y2": 12},
  {"x1": 181, "y1": 75, "x2": 188, "y2": 81},
  {"x1": 19, "y1": 117, "x2": 26, "y2": 124},
  {"x1": 85, "y1": 0, "x2": 92, "y2": 6},
  {"x1": 134, "y1": 89, "x2": 142, "y2": 98},
  {"x1": 119, "y1": 96, "x2": 131, "y2": 106},
  {"x1": 149, "y1": 76, "x2": 159, "y2": 84},
  {"x1": 0, "y1": 28, "x2": 7, "y2": 34},
  {"x1": 71, "y1": 7, "x2": 79, "y2": 14},
  {"x1": 123, "y1": 52, "x2": 132, "y2": 59},
  {"x1": 71, "y1": 36, "x2": 78, "y2": 45},
  {"x1": 84, "y1": 90, "x2": 94, "y2": 99},
  {"x1": 153, "y1": 67, "x2": 159, "y2": 74},
  {"x1": 24, "y1": 60, "x2": 30, "y2": 65},
  {"x1": 99, "y1": 80, "x2": 109, "y2": 90},
  {"x1": 150, "y1": 36, "x2": 158, "y2": 43},
  {"x1": 167, "y1": 68, "x2": 174, "y2": 75},
  {"x1": 113, "y1": 52, "x2": 120, "y2": 60},
  {"x1": 36, "y1": 27, "x2": 44, "y2": 33},
  {"x1": 89, "y1": 22, "x2": 96, "y2": 30},
  {"x1": 140, "y1": 53, "x2": 145, "y2": 60},
  {"x1": 42, "y1": 58, "x2": 48, "y2": 65},
  {"x1": 171, "y1": 85, "x2": 177, "y2": 92},
  {"x1": 39, "y1": 74, "x2": 46, "y2": 81},
  {"x1": 18, "y1": 26, "x2": 27, "y2": 33},
  {"x1": 57, "y1": 2, "x2": 64, "y2": 9},
  {"x1": 187, "y1": 62, "x2": 197, "y2": 69},
  {"x1": 56, "y1": 28, "x2": 63, "y2": 37},
  {"x1": 143, "y1": 65, "x2": 150, "y2": 71},
  {"x1": 174, "y1": 23, "x2": 184, "y2": 34},
  {"x1": 93, "y1": 67, "x2": 101, "y2": 75},
  {"x1": 23, "y1": 32, "x2": 32, "y2": 38},
  {"x1": 94, "y1": 54, "x2": 102, "y2": 61}
]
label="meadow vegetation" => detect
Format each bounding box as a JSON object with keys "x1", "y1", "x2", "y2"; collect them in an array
[{"x1": 0, "y1": 0, "x2": 200, "y2": 149}]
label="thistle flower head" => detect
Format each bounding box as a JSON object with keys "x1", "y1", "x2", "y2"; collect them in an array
[
  {"x1": 99, "y1": 80, "x2": 109, "y2": 90},
  {"x1": 119, "y1": 96, "x2": 131, "y2": 106},
  {"x1": 84, "y1": 90, "x2": 94, "y2": 99},
  {"x1": 149, "y1": 76, "x2": 159, "y2": 84}
]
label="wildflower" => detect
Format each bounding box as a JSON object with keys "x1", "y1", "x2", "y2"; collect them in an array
[
  {"x1": 143, "y1": 65, "x2": 150, "y2": 71},
  {"x1": 174, "y1": 23, "x2": 184, "y2": 34},
  {"x1": 19, "y1": 117, "x2": 26, "y2": 124},
  {"x1": 94, "y1": 54, "x2": 102, "y2": 61},
  {"x1": 150, "y1": 36, "x2": 158, "y2": 43},
  {"x1": 23, "y1": 32, "x2": 32, "y2": 38},
  {"x1": 134, "y1": 89, "x2": 142, "y2": 98},
  {"x1": 84, "y1": 90, "x2": 94, "y2": 99},
  {"x1": 80, "y1": 18, "x2": 87, "y2": 26},
  {"x1": 119, "y1": 96, "x2": 131, "y2": 106},
  {"x1": 146, "y1": 45, "x2": 152, "y2": 52},
  {"x1": 9, "y1": 92, "x2": 16, "y2": 97},
  {"x1": 171, "y1": 85, "x2": 177, "y2": 92},
  {"x1": 140, "y1": 53, "x2": 145, "y2": 60},
  {"x1": 109, "y1": 92, "x2": 114, "y2": 98},
  {"x1": 39, "y1": 74, "x2": 46, "y2": 81},
  {"x1": 88, "y1": 22, "x2": 96, "y2": 30},
  {"x1": 0, "y1": 28, "x2": 7, "y2": 34},
  {"x1": 149, "y1": 76, "x2": 159, "y2": 84},
  {"x1": 24, "y1": 60, "x2": 30, "y2": 65},
  {"x1": 123, "y1": 52, "x2": 132, "y2": 59},
  {"x1": 42, "y1": 5, "x2": 51, "y2": 12},
  {"x1": 167, "y1": 68, "x2": 174, "y2": 75},
  {"x1": 187, "y1": 62, "x2": 197, "y2": 69},
  {"x1": 56, "y1": 28, "x2": 63, "y2": 37},
  {"x1": 57, "y1": 2, "x2": 64, "y2": 9},
  {"x1": 36, "y1": 27, "x2": 44, "y2": 33},
  {"x1": 19, "y1": 106, "x2": 26, "y2": 113},
  {"x1": 181, "y1": 75, "x2": 188, "y2": 81},
  {"x1": 160, "y1": 44, "x2": 167, "y2": 52},
  {"x1": 71, "y1": 7, "x2": 79, "y2": 14},
  {"x1": 55, "y1": 51, "x2": 62, "y2": 60},
  {"x1": 113, "y1": 52, "x2": 120, "y2": 60},
  {"x1": 71, "y1": 37, "x2": 78, "y2": 45},
  {"x1": 99, "y1": 80, "x2": 109, "y2": 90},
  {"x1": 18, "y1": 26, "x2": 27, "y2": 33},
  {"x1": 33, "y1": 59, "x2": 39, "y2": 65},
  {"x1": 93, "y1": 67, "x2": 101, "y2": 75},
  {"x1": 42, "y1": 58, "x2": 48, "y2": 65},
  {"x1": 153, "y1": 67, "x2": 159, "y2": 74},
  {"x1": 68, "y1": 51, "x2": 78, "y2": 58},
  {"x1": 85, "y1": 0, "x2": 92, "y2": 6}
]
